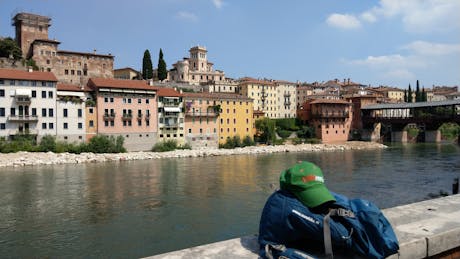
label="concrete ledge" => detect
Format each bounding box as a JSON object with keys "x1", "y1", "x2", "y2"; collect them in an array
[{"x1": 145, "y1": 194, "x2": 460, "y2": 259}]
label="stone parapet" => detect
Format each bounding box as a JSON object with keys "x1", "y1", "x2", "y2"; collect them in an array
[{"x1": 146, "y1": 194, "x2": 460, "y2": 259}]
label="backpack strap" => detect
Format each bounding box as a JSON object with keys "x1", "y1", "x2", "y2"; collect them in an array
[{"x1": 323, "y1": 208, "x2": 356, "y2": 259}]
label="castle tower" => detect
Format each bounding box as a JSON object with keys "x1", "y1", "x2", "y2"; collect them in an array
[
  {"x1": 12, "y1": 13, "x2": 51, "y2": 58},
  {"x1": 189, "y1": 46, "x2": 207, "y2": 72}
]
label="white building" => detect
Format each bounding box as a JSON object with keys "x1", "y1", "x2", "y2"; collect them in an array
[
  {"x1": 157, "y1": 88, "x2": 185, "y2": 145},
  {"x1": 274, "y1": 80, "x2": 297, "y2": 119},
  {"x1": 56, "y1": 84, "x2": 88, "y2": 142},
  {"x1": 0, "y1": 68, "x2": 58, "y2": 140},
  {"x1": 169, "y1": 46, "x2": 226, "y2": 85}
]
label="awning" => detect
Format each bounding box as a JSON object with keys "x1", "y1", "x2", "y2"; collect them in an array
[
  {"x1": 15, "y1": 89, "x2": 32, "y2": 97},
  {"x1": 57, "y1": 91, "x2": 85, "y2": 97},
  {"x1": 164, "y1": 107, "x2": 181, "y2": 112}
]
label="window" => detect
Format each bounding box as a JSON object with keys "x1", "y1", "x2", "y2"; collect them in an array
[
  {"x1": 104, "y1": 121, "x2": 109, "y2": 127},
  {"x1": 78, "y1": 123, "x2": 83, "y2": 129},
  {"x1": 63, "y1": 109, "x2": 68, "y2": 117},
  {"x1": 89, "y1": 120, "x2": 94, "y2": 127},
  {"x1": 110, "y1": 121, "x2": 114, "y2": 126},
  {"x1": 146, "y1": 120, "x2": 150, "y2": 126},
  {"x1": 0, "y1": 123, "x2": 5, "y2": 130},
  {"x1": 0, "y1": 108, "x2": 4, "y2": 117},
  {"x1": 32, "y1": 90, "x2": 36, "y2": 97},
  {"x1": 77, "y1": 70, "x2": 81, "y2": 76},
  {"x1": 110, "y1": 97, "x2": 114, "y2": 103},
  {"x1": 65, "y1": 69, "x2": 69, "y2": 75},
  {"x1": 138, "y1": 98, "x2": 142, "y2": 104},
  {"x1": 42, "y1": 91, "x2": 46, "y2": 98},
  {"x1": 71, "y1": 70, "x2": 75, "y2": 75},
  {"x1": 63, "y1": 123, "x2": 68, "y2": 129},
  {"x1": 42, "y1": 123, "x2": 47, "y2": 129},
  {"x1": 146, "y1": 99, "x2": 149, "y2": 104},
  {"x1": 89, "y1": 108, "x2": 93, "y2": 114},
  {"x1": 0, "y1": 89, "x2": 4, "y2": 97},
  {"x1": 78, "y1": 109, "x2": 82, "y2": 117},
  {"x1": 32, "y1": 108, "x2": 36, "y2": 116},
  {"x1": 48, "y1": 108, "x2": 53, "y2": 117},
  {"x1": 104, "y1": 97, "x2": 108, "y2": 103},
  {"x1": 128, "y1": 98, "x2": 132, "y2": 104},
  {"x1": 42, "y1": 108, "x2": 46, "y2": 117},
  {"x1": 49, "y1": 123, "x2": 54, "y2": 129}
]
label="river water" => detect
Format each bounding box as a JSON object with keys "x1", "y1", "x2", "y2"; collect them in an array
[{"x1": 0, "y1": 143, "x2": 459, "y2": 258}]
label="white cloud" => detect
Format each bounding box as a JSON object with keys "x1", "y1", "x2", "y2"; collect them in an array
[
  {"x1": 402, "y1": 41, "x2": 460, "y2": 56},
  {"x1": 361, "y1": 0, "x2": 460, "y2": 33},
  {"x1": 349, "y1": 54, "x2": 406, "y2": 67},
  {"x1": 212, "y1": 0, "x2": 224, "y2": 9},
  {"x1": 384, "y1": 69, "x2": 416, "y2": 81},
  {"x1": 327, "y1": 0, "x2": 460, "y2": 33},
  {"x1": 175, "y1": 11, "x2": 198, "y2": 22},
  {"x1": 326, "y1": 13, "x2": 361, "y2": 29}
]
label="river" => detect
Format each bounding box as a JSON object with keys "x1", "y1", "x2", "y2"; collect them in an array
[{"x1": 0, "y1": 143, "x2": 459, "y2": 258}]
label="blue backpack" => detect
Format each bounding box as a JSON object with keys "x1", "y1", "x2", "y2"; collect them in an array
[{"x1": 258, "y1": 190, "x2": 399, "y2": 259}]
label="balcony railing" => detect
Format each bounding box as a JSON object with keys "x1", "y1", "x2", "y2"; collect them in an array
[
  {"x1": 311, "y1": 111, "x2": 349, "y2": 119},
  {"x1": 15, "y1": 96, "x2": 31, "y2": 104},
  {"x1": 103, "y1": 113, "x2": 116, "y2": 121},
  {"x1": 7, "y1": 115, "x2": 38, "y2": 122},
  {"x1": 160, "y1": 122, "x2": 179, "y2": 128},
  {"x1": 145, "y1": 114, "x2": 151, "y2": 120},
  {"x1": 284, "y1": 93, "x2": 291, "y2": 97},
  {"x1": 137, "y1": 114, "x2": 143, "y2": 121},
  {"x1": 163, "y1": 102, "x2": 181, "y2": 107},
  {"x1": 122, "y1": 114, "x2": 133, "y2": 121},
  {"x1": 9, "y1": 129, "x2": 39, "y2": 135},
  {"x1": 185, "y1": 111, "x2": 217, "y2": 117}
]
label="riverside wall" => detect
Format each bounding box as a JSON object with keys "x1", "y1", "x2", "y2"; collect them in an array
[
  {"x1": 145, "y1": 194, "x2": 460, "y2": 259},
  {"x1": 0, "y1": 141, "x2": 386, "y2": 168}
]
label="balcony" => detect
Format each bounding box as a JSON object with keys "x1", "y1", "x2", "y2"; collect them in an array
[
  {"x1": 15, "y1": 96, "x2": 31, "y2": 105},
  {"x1": 185, "y1": 111, "x2": 217, "y2": 117},
  {"x1": 137, "y1": 114, "x2": 143, "y2": 121},
  {"x1": 284, "y1": 93, "x2": 291, "y2": 97},
  {"x1": 311, "y1": 111, "x2": 349, "y2": 119},
  {"x1": 122, "y1": 114, "x2": 133, "y2": 121},
  {"x1": 103, "y1": 112, "x2": 116, "y2": 121},
  {"x1": 163, "y1": 102, "x2": 181, "y2": 107},
  {"x1": 145, "y1": 114, "x2": 151, "y2": 120},
  {"x1": 9, "y1": 129, "x2": 39, "y2": 135},
  {"x1": 7, "y1": 115, "x2": 38, "y2": 122}
]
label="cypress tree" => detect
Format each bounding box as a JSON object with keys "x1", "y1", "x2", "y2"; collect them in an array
[
  {"x1": 157, "y1": 48, "x2": 167, "y2": 81},
  {"x1": 422, "y1": 87, "x2": 427, "y2": 102},
  {"x1": 404, "y1": 89, "x2": 407, "y2": 102},
  {"x1": 142, "y1": 49, "x2": 153, "y2": 80},
  {"x1": 415, "y1": 80, "x2": 421, "y2": 102},
  {"x1": 408, "y1": 84, "x2": 413, "y2": 103}
]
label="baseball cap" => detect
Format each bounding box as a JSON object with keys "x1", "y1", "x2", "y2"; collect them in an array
[{"x1": 280, "y1": 161, "x2": 335, "y2": 208}]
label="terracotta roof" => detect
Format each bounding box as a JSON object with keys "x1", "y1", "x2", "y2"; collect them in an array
[
  {"x1": 183, "y1": 92, "x2": 252, "y2": 101},
  {"x1": 58, "y1": 50, "x2": 114, "y2": 58},
  {"x1": 157, "y1": 87, "x2": 182, "y2": 97},
  {"x1": 88, "y1": 78, "x2": 157, "y2": 91},
  {"x1": 57, "y1": 83, "x2": 92, "y2": 92},
  {"x1": 0, "y1": 68, "x2": 57, "y2": 81},
  {"x1": 310, "y1": 99, "x2": 351, "y2": 105}
]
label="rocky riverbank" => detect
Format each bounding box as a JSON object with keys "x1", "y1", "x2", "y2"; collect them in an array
[{"x1": 0, "y1": 141, "x2": 387, "y2": 168}]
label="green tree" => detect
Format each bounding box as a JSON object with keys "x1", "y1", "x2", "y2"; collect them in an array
[
  {"x1": 24, "y1": 58, "x2": 39, "y2": 70},
  {"x1": 422, "y1": 87, "x2": 427, "y2": 102},
  {"x1": 415, "y1": 80, "x2": 421, "y2": 102},
  {"x1": 157, "y1": 48, "x2": 167, "y2": 81},
  {"x1": 255, "y1": 118, "x2": 276, "y2": 144},
  {"x1": 142, "y1": 49, "x2": 153, "y2": 79},
  {"x1": 407, "y1": 84, "x2": 413, "y2": 103},
  {"x1": 404, "y1": 89, "x2": 407, "y2": 102},
  {"x1": 0, "y1": 37, "x2": 22, "y2": 60}
]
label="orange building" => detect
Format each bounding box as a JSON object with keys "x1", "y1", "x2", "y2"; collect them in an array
[
  {"x1": 301, "y1": 99, "x2": 352, "y2": 143},
  {"x1": 183, "y1": 92, "x2": 219, "y2": 149}
]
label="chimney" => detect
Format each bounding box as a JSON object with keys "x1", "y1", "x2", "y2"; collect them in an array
[
  {"x1": 347, "y1": 78, "x2": 350, "y2": 84},
  {"x1": 93, "y1": 49, "x2": 97, "y2": 54},
  {"x1": 27, "y1": 66, "x2": 33, "y2": 72}
]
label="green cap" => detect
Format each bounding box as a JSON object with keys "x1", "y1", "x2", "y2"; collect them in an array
[{"x1": 280, "y1": 161, "x2": 335, "y2": 208}]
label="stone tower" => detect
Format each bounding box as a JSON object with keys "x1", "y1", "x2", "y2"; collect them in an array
[
  {"x1": 189, "y1": 46, "x2": 208, "y2": 72},
  {"x1": 12, "y1": 13, "x2": 51, "y2": 58}
]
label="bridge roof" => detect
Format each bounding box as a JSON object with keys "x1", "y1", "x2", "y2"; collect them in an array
[{"x1": 362, "y1": 99, "x2": 460, "y2": 110}]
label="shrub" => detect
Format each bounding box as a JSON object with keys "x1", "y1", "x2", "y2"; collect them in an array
[
  {"x1": 305, "y1": 138, "x2": 320, "y2": 144},
  {"x1": 291, "y1": 138, "x2": 303, "y2": 145},
  {"x1": 274, "y1": 118, "x2": 299, "y2": 131},
  {"x1": 152, "y1": 139, "x2": 178, "y2": 152},
  {"x1": 242, "y1": 135, "x2": 255, "y2": 147},
  {"x1": 439, "y1": 123, "x2": 460, "y2": 140},
  {"x1": 86, "y1": 135, "x2": 126, "y2": 153},
  {"x1": 277, "y1": 129, "x2": 292, "y2": 139},
  {"x1": 39, "y1": 135, "x2": 56, "y2": 152}
]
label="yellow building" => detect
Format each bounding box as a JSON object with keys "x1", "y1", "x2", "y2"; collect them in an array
[
  {"x1": 215, "y1": 93, "x2": 254, "y2": 144},
  {"x1": 238, "y1": 78, "x2": 277, "y2": 118}
]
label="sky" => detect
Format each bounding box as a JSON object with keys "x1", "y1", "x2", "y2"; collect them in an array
[{"x1": 1, "y1": 0, "x2": 459, "y2": 89}]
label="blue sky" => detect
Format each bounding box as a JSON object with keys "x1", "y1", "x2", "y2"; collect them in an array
[{"x1": 1, "y1": 0, "x2": 459, "y2": 88}]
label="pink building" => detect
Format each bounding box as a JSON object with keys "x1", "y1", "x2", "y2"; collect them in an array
[{"x1": 88, "y1": 78, "x2": 158, "y2": 151}]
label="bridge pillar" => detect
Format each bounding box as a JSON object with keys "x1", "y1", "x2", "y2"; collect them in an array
[
  {"x1": 392, "y1": 131, "x2": 408, "y2": 143},
  {"x1": 425, "y1": 130, "x2": 441, "y2": 142}
]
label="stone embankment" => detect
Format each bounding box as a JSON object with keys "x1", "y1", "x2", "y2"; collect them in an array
[{"x1": 0, "y1": 141, "x2": 386, "y2": 168}]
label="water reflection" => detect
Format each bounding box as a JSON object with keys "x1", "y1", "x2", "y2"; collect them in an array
[{"x1": 0, "y1": 144, "x2": 459, "y2": 257}]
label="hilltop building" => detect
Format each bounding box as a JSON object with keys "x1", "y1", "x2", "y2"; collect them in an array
[
  {"x1": 169, "y1": 46, "x2": 225, "y2": 85},
  {"x1": 12, "y1": 13, "x2": 114, "y2": 85}
]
